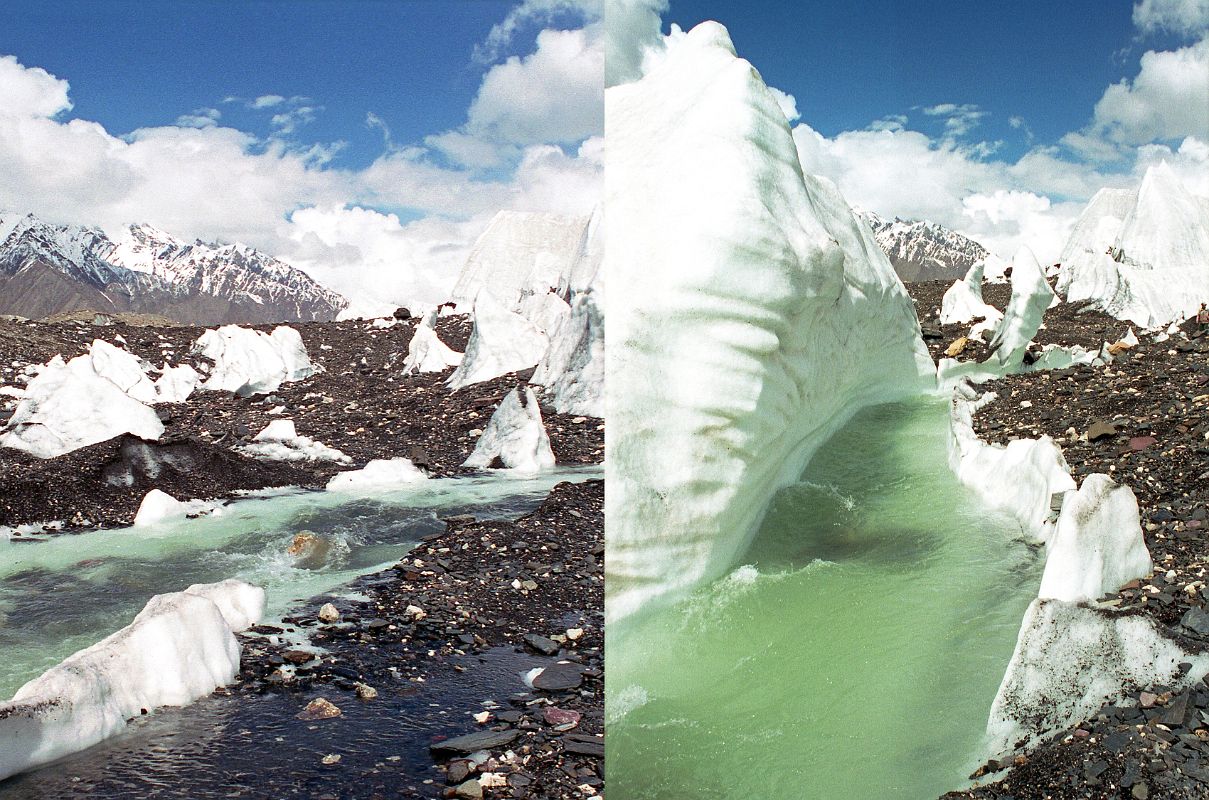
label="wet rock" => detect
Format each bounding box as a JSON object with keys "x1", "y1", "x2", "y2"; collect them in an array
[
  {"x1": 531, "y1": 663, "x2": 583, "y2": 691},
  {"x1": 296, "y1": 697, "x2": 341, "y2": 720},
  {"x1": 318, "y1": 602, "x2": 341, "y2": 623},
  {"x1": 430, "y1": 729, "x2": 520, "y2": 758},
  {"x1": 354, "y1": 682, "x2": 378, "y2": 700},
  {"x1": 523, "y1": 633, "x2": 560, "y2": 656},
  {"x1": 283, "y1": 650, "x2": 315, "y2": 664}
]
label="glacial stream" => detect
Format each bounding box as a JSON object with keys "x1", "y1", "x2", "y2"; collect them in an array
[
  {"x1": 607, "y1": 397, "x2": 1045, "y2": 799},
  {"x1": 0, "y1": 467, "x2": 599, "y2": 702}
]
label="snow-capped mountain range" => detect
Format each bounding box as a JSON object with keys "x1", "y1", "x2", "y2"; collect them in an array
[
  {"x1": 0, "y1": 212, "x2": 347, "y2": 324},
  {"x1": 857, "y1": 209, "x2": 991, "y2": 283}
]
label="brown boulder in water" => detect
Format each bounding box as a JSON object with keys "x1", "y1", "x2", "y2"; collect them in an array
[{"x1": 287, "y1": 530, "x2": 334, "y2": 569}]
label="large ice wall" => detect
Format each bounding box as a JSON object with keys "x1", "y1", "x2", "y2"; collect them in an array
[
  {"x1": 0, "y1": 580, "x2": 265, "y2": 781},
  {"x1": 450, "y1": 211, "x2": 592, "y2": 310},
  {"x1": 987, "y1": 599, "x2": 1209, "y2": 758},
  {"x1": 605, "y1": 22, "x2": 934, "y2": 622},
  {"x1": 1057, "y1": 163, "x2": 1209, "y2": 328}
]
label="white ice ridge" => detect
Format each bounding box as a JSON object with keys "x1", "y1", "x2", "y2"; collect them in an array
[
  {"x1": 450, "y1": 211, "x2": 592, "y2": 311},
  {"x1": 986, "y1": 599, "x2": 1209, "y2": 759},
  {"x1": 0, "y1": 352, "x2": 164, "y2": 459},
  {"x1": 1038, "y1": 474, "x2": 1152, "y2": 603},
  {"x1": 193, "y1": 325, "x2": 317, "y2": 395},
  {"x1": 401, "y1": 312, "x2": 462, "y2": 375},
  {"x1": 605, "y1": 21, "x2": 934, "y2": 622},
  {"x1": 0, "y1": 579, "x2": 265, "y2": 782},
  {"x1": 239, "y1": 419, "x2": 350, "y2": 464},
  {"x1": 1056, "y1": 162, "x2": 1209, "y2": 329},
  {"x1": 940, "y1": 261, "x2": 1002, "y2": 326},
  {"x1": 948, "y1": 382, "x2": 1075, "y2": 543},
  {"x1": 446, "y1": 291, "x2": 551, "y2": 391},
  {"x1": 531, "y1": 290, "x2": 604, "y2": 418},
  {"x1": 325, "y1": 458, "x2": 428, "y2": 491},
  {"x1": 988, "y1": 247, "x2": 1058, "y2": 368},
  {"x1": 463, "y1": 387, "x2": 556, "y2": 472}
]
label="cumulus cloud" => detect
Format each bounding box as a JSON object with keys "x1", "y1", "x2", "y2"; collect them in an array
[
  {"x1": 429, "y1": 25, "x2": 603, "y2": 167},
  {"x1": 1065, "y1": 37, "x2": 1209, "y2": 158},
  {"x1": 1133, "y1": 0, "x2": 1209, "y2": 35},
  {"x1": 0, "y1": 55, "x2": 71, "y2": 118},
  {"x1": 474, "y1": 0, "x2": 601, "y2": 63},
  {"x1": 605, "y1": 0, "x2": 668, "y2": 86},
  {"x1": 0, "y1": 16, "x2": 601, "y2": 313}
]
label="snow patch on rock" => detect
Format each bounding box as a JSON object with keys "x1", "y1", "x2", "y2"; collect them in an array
[
  {"x1": 987, "y1": 599, "x2": 1209, "y2": 759},
  {"x1": 326, "y1": 458, "x2": 429, "y2": 491},
  {"x1": 462, "y1": 387, "x2": 555, "y2": 472},
  {"x1": 0, "y1": 580, "x2": 265, "y2": 782},
  {"x1": 239, "y1": 419, "x2": 350, "y2": 464}
]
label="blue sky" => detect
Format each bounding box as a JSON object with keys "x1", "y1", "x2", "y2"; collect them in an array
[
  {"x1": 665, "y1": 0, "x2": 1184, "y2": 161},
  {"x1": 653, "y1": 0, "x2": 1209, "y2": 260},
  {"x1": 0, "y1": 0, "x2": 579, "y2": 170},
  {"x1": 0, "y1": 1, "x2": 605, "y2": 313}
]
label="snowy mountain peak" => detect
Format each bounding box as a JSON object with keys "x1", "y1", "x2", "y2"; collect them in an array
[
  {"x1": 0, "y1": 211, "x2": 347, "y2": 324},
  {"x1": 856, "y1": 209, "x2": 991, "y2": 283}
]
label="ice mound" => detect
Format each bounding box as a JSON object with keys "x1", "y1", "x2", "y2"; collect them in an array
[
  {"x1": 401, "y1": 313, "x2": 463, "y2": 375},
  {"x1": 987, "y1": 599, "x2": 1209, "y2": 758},
  {"x1": 239, "y1": 419, "x2": 350, "y2": 464},
  {"x1": 326, "y1": 458, "x2": 428, "y2": 491},
  {"x1": 1038, "y1": 474, "x2": 1151, "y2": 603},
  {"x1": 531, "y1": 290, "x2": 604, "y2": 417},
  {"x1": 940, "y1": 262, "x2": 1002, "y2": 327},
  {"x1": 0, "y1": 579, "x2": 265, "y2": 781},
  {"x1": 463, "y1": 387, "x2": 556, "y2": 472},
  {"x1": 446, "y1": 292, "x2": 551, "y2": 391},
  {"x1": 154, "y1": 362, "x2": 199, "y2": 403},
  {"x1": 193, "y1": 325, "x2": 317, "y2": 395},
  {"x1": 134, "y1": 488, "x2": 188, "y2": 527},
  {"x1": 0, "y1": 354, "x2": 165, "y2": 459},
  {"x1": 987, "y1": 247, "x2": 1058, "y2": 368},
  {"x1": 87, "y1": 339, "x2": 158, "y2": 403},
  {"x1": 1056, "y1": 163, "x2": 1209, "y2": 328},
  {"x1": 451, "y1": 211, "x2": 592, "y2": 310},
  {"x1": 948, "y1": 382, "x2": 1075, "y2": 543},
  {"x1": 605, "y1": 21, "x2": 934, "y2": 621}
]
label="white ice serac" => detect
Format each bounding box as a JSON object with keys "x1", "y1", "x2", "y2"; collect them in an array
[
  {"x1": 605, "y1": 22, "x2": 934, "y2": 622},
  {"x1": 0, "y1": 580, "x2": 265, "y2": 781},
  {"x1": 462, "y1": 387, "x2": 556, "y2": 472}
]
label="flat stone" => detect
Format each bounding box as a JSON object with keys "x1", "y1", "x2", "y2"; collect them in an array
[
  {"x1": 561, "y1": 734, "x2": 604, "y2": 757},
  {"x1": 430, "y1": 729, "x2": 519, "y2": 757},
  {"x1": 523, "y1": 633, "x2": 560, "y2": 656},
  {"x1": 1087, "y1": 420, "x2": 1118, "y2": 440},
  {"x1": 531, "y1": 663, "x2": 583, "y2": 691},
  {"x1": 543, "y1": 706, "x2": 581, "y2": 728},
  {"x1": 1129, "y1": 436, "x2": 1158, "y2": 451},
  {"x1": 283, "y1": 649, "x2": 316, "y2": 664},
  {"x1": 1180, "y1": 606, "x2": 1209, "y2": 637}
]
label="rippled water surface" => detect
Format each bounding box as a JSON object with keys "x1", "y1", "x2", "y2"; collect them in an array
[
  {"x1": 607, "y1": 398, "x2": 1044, "y2": 799},
  {"x1": 0, "y1": 467, "x2": 598, "y2": 701}
]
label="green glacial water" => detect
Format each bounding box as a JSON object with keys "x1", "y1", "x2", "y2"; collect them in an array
[
  {"x1": 0, "y1": 467, "x2": 598, "y2": 701},
  {"x1": 607, "y1": 398, "x2": 1044, "y2": 799}
]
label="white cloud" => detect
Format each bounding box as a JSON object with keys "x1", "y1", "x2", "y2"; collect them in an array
[
  {"x1": 768, "y1": 87, "x2": 800, "y2": 122},
  {"x1": 475, "y1": 0, "x2": 601, "y2": 63},
  {"x1": 430, "y1": 25, "x2": 604, "y2": 167},
  {"x1": 605, "y1": 0, "x2": 668, "y2": 86},
  {"x1": 250, "y1": 94, "x2": 286, "y2": 109},
  {"x1": 922, "y1": 102, "x2": 989, "y2": 139},
  {"x1": 0, "y1": 55, "x2": 71, "y2": 118},
  {"x1": 0, "y1": 32, "x2": 601, "y2": 311},
  {"x1": 1133, "y1": 0, "x2": 1209, "y2": 35},
  {"x1": 1066, "y1": 36, "x2": 1209, "y2": 157}
]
